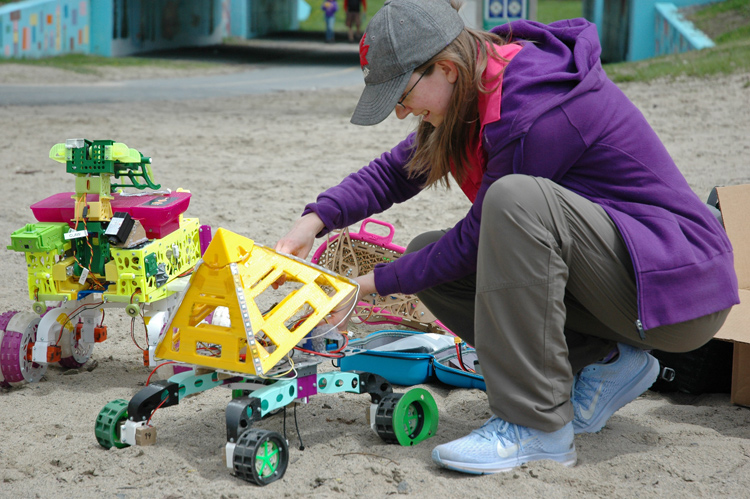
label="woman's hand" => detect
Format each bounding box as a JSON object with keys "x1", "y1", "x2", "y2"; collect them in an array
[
  {"x1": 275, "y1": 212, "x2": 324, "y2": 258},
  {"x1": 328, "y1": 273, "x2": 377, "y2": 332},
  {"x1": 273, "y1": 213, "x2": 325, "y2": 288}
]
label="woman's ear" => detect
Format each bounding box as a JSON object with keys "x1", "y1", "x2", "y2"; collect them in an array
[{"x1": 437, "y1": 61, "x2": 459, "y2": 84}]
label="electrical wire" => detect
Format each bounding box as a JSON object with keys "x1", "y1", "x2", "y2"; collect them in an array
[
  {"x1": 286, "y1": 298, "x2": 354, "y2": 359},
  {"x1": 282, "y1": 404, "x2": 306, "y2": 451},
  {"x1": 196, "y1": 343, "x2": 222, "y2": 356},
  {"x1": 146, "y1": 395, "x2": 170, "y2": 426},
  {"x1": 70, "y1": 195, "x2": 105, "y2": 290},
  {"x1": 130, "y1": 316, "x2": 146, "y2": 351},
  {"x1": 177, "y1": 267, "x2": 195, "y2": 278},
  {"x1": 146, "y1": 361, "x2": 178, "y2": 386},
  {"x1": 455, "y1": 342, "x2": 476, "y2": 373},
  {"x1": 256, "y1": 355, "x2": 297, "y2": 380},
  {"x1": 293, "y1": 333, "x2": 349, "y2": 358},
  {"x1": 293, "y1": 402, "x2": 305, "y2": 450},
  {"x1": 55, "y1": 301, "x2": 105, "y2": 345}
]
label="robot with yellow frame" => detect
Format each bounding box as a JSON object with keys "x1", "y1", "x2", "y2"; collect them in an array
[
  {"x1": 2, "y1": 139, "x2": 205, "y2": 386},
  {"x1": 3, "y1": 139, "x2": 438, "y2": 485},
  {"x1": 94, "y1": 227, "x2": 439, "y2": 486}
]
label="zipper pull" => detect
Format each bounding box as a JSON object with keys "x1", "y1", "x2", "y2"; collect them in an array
[{"x1": 635, "y1": 319, "x2": 645, "y2": 340}]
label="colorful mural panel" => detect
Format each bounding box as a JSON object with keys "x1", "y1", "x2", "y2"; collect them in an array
[
  {"x1": 0, "y1": 0, "x2": 89, "y2": 58},
  {"x1": 0, "y1": 0, "x2": 298, "y2": 59}
]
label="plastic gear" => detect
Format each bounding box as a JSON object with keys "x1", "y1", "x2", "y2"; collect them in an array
[
  {"x1": 95, "y1": 399, "x2": 131, "y2": 449},
  {"x1": 375, "y1": 388, "x2": 439, "y2": 446},
  {"x1": 232, "y1": 429, "x2": 289, "y2": 486}
]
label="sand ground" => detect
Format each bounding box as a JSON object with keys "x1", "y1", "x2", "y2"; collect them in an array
[{"x1": 0, "y1": 58, "x2": 749, "y2": 499}]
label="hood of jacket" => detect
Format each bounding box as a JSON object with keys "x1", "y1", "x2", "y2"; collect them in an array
[{"x1": 491, "y1": 18, "x2": 607, "y2": 147}]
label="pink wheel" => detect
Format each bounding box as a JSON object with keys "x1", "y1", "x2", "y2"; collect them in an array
[
  {"x1": 59, "y1": 354, "x2": 86, "y2": 369},
  {"x1": 58, "y1": 326, "x2": 94, "y2": 369},
  {"x1": 0, "y1": 311, "x2": 46, "y2": 385},
  {"x1": 0, "y1": 310, "x2": 19, "y2": 387},
  {"x1": 0, "y1": 310, "x2": 18, "y2": 331}
]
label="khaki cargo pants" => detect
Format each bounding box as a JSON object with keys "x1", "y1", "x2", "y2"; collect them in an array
[{"x1": 408, "y1": 175, "x2": 730, "y2": 431}]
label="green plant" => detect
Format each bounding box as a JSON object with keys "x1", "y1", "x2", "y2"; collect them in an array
[{"x1": 537, "y1": 0, "x2": 582, "y2": 24}]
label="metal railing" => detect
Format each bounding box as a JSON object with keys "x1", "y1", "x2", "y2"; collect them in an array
[{"x1": 654, "y1": 2, "x2": 714, "y2": 57}]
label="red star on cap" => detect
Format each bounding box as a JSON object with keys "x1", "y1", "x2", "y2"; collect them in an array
[{"x1": 359, "y1": 34, "x2": 369, "y2": 68}]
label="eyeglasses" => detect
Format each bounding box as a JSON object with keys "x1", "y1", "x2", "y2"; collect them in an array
[{"x1": 396, "y1": 70, "x2": 427, "y2": 109}]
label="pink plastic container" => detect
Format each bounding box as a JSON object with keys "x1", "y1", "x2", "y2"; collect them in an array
[{"x1": 30, "y1": 191, "x2": 192, "y2": 239}]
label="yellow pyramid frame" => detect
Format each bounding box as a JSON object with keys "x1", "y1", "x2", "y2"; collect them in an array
[{"x1": 154, "y1": 228, "x2": 357, "y2": 375}]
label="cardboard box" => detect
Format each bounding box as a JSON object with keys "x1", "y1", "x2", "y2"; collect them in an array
[{"x1": 711, "y1": 184, "x2": 750, "y2": 406}]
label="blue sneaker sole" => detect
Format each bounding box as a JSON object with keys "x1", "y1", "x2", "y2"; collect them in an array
[
  {"x1": 573, "y1": 352, "x2": 660, "y2": 434},
  {"x1": 432, "y1": 448, "x2": 577, "y2": 474}
]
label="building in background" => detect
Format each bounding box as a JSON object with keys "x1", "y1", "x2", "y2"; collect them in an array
[{"x1": 0, "y1": 0, "x2": 718, "y2": 61}]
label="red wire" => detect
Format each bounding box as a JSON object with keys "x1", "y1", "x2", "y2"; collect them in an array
[
  {"x1": 55, "y1": 301, "x2": 105, "y2": 345},
  {"x1": 146, "y1": 361, "x2": 178, "y2": 385},
  {"x1": 455, "y1": 343, "x2": 475, "y2": 373},
  {"x1": 130, "y1": 317, "x2": 146, "y2": 351},
  {"x1": 293, "y1": 333, "x2": 349, "y2": 358},
  {"x1": 146, "y1": 395, "x2": 170, "y2": 426}
]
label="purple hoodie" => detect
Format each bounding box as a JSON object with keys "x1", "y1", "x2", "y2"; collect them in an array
[
  {"x1": 303, "y1": 19, "x2": 739, "y2": 331},
  {"x1": 322, "y1": 0, "x2": 338, "y2": 17}
]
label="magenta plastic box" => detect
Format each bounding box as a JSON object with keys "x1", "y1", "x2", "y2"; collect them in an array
[{"x1": 30, "y1": 191, "x2": 192, "y2": 239}]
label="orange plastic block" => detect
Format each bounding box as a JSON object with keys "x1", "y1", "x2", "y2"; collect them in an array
[
  {"x1": 47, "y1": 345, "x2": 62, "y2": 363},
  {"x1": 94, "y1": 326, "x2": 107, "y2": 343}
]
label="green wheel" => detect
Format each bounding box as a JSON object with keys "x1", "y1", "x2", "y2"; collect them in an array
[
  {"x1": 95, "y1": 399, "x2": 130, "y2": 449},
  {"x1": 233, "y1": 429, "x2": 288, "y2": 486},
  {"x1": 375, "y1": 388, "x2": 438, "y2": 446}
]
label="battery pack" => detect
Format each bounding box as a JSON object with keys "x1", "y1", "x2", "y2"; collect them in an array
[{"x1": 105, "y1": 212, "x2": 135, "y2": 245}]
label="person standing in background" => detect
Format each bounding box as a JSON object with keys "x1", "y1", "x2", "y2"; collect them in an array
[
  {"x1": 322, "y1": 0, "x2": 339, "y2": 43},
  {"x1": 344, "y1": 0, "x2": 367, "y2": 43}
]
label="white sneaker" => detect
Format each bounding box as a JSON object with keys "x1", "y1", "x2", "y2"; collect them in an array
[
  {"x1": 572, "y1": 343, "x2": 659, "y2": 434},
  {"x1": 432, "y1": 416, "x2": 576, "y2": 474}
]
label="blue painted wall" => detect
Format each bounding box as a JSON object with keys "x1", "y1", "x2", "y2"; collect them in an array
[
  {"x1": 230, "y1": 0, "x2": 302, "y2": 39},
  {"x1": 0, "y1": 0, "x2": 318, "y2": 58},
  {"x1": 0, "y1": 0, "x2": 229, "y2": 58},
  {"x1": 90, "y1": 0, "x2": 229, "y2": 57},
  {"x1": 584, "y1": 0, "x2": 718, "y2": 62},
  {"x1": 1, "y1": 0, "x2": 311, "y2": 59},
  {"x1": 628, "y1": 0, "x2": 716, "y2": 61},
  {"x1": 0, "y1": 0, "x2": 90, "y2": 58}
]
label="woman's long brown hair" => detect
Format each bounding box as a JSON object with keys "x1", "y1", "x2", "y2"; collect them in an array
[{"x1": 405, "y1": 9, "x2": 509, "y2": 189}]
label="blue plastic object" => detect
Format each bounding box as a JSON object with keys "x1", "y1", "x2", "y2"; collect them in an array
[
  {"x1": 433, "y1": 350, "x2": 486, "y2": 391},
  {"x1": 338, "y1": 330, "x2": 485, "y2": 390}
]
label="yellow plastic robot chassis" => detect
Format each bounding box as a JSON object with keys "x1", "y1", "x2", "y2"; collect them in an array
[{"x1": 155, "y1": 228, "x2": 357, "y2": 376}]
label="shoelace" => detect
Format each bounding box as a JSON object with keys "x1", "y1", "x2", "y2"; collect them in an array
[
  {"x1": 572, "y1": 367, "x2": 601, "y2": 412},
  {"x1": 473, "y1": 417, "x2": 516, "y2": 443}
]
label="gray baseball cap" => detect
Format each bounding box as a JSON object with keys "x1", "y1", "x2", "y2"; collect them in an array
[{"x1": 350, "y1": 0, "x2": 465, "y2": 126}]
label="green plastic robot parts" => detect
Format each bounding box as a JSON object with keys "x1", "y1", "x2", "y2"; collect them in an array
[
  {"x1": 3, "y1": 138, "x2": 202, "y2": 385},
  {"x1": 4, "y1": 139, "x2": 440, "y2": 487}
]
